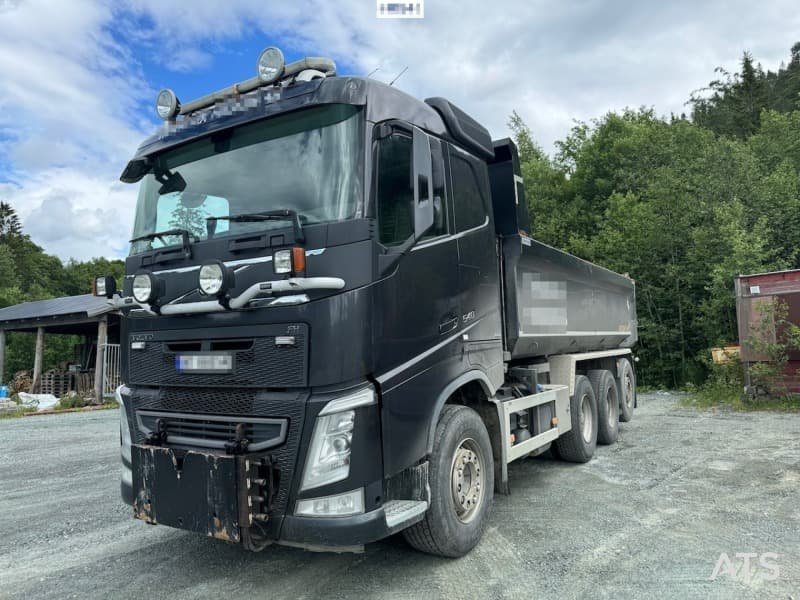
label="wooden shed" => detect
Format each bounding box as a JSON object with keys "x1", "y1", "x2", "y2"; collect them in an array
[
  {"x1": 735, "y1": 269, "x2": 800, "y2": 393},
  {"x1": 0, "y1": 294, "x2": 119, "y2": 401}
]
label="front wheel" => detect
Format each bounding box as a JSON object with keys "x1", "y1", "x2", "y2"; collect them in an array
[{"x1": 403, "y1": 405, "x2": 494, "y2": 557}]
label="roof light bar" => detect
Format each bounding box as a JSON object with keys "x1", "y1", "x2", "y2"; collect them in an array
[{"x1": 153, "y1": 47, "x2": 337, "y2": 121}]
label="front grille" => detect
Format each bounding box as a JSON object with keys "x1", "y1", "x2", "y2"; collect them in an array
[
  {"x1": 161, "y1": 387, "x2": 256, "y2": 415},
  {"x1": 136, "y1": 410, "x2": 288, "y2": 452},
  {"x1": 127, "y1": 386, "x2": 307, "y2": 515},
  {"x1": 128, "y1": 330, "x2": 308, "y2": 388}
]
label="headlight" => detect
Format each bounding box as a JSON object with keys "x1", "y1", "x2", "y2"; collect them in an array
[
  {"x1": 300, "y1": 410, "x2": 355, "y2": 491},
  {"x1": 132, "y1": 273, "x2": 157, "y2": 304},
  {"x1": 198, "y1": 261, "x2": 233, "y2": 296},
  {"x1": 300, "y1": 387, "x2": 376, "y2": 491},
  {"x1": 156, "y1": 88, "x2": 180, "y2": 120},
  {"x1": 256, "y1": 46, "x2": 285, "y2": 83}
]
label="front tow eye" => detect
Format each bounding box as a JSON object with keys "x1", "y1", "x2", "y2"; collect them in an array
[
  {"x1": 225, "y1": 423, "x2": 250, "y2": 454},
  {"x1": 146, "y1": 418, "x2": 168, "y2": 445}
]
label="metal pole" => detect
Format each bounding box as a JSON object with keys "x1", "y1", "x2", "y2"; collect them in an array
[
  {"x1": 0, "y1": 329, "x2": 5, "y2": 386},
  {"x1": 93, "y1": 317, "x2": 107, "y2": 403},
  {"x1": 32, "y1": 327, "x2": 44, "y2": 393}
]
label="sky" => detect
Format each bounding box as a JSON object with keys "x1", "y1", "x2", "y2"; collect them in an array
[{"x1": 0, "y1": 0, "x2": 798, "y2": 262}]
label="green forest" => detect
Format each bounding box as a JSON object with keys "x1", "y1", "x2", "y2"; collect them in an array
[
  {"x1": 1, "y1": 43, "x2": 799, "y2": 389},
  {"x1": 512, "y1": 42, "x2": 800, "y2": 388}
]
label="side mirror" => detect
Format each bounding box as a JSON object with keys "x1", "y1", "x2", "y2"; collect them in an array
[{"x1": 412, "y1": 127, "x2": 434, "y2": 239}]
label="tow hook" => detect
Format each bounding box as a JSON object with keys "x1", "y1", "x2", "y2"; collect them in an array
[
  {"x1": 146, "y1": 418, "x2": 168, "y2": 445},
  {"x1": 225, "y1": 423, "x2": 250, "y2": 454}
]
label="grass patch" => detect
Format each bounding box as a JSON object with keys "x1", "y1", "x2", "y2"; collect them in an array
[
  {"x1": 0, "y1": 397, "x2": 119, "y2": 419},
  {"x1": 681, "y1": 392, "x2": 800, "y2": 412},
  {"x1": 0, "y1": 404, "x2": 38, "y2": 419},
  {"x1": 680, "y1": 358, "x2": 800, "y2": 412}
]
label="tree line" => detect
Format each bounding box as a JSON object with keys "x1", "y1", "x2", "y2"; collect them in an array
[
  {"x1": 511, "y1": 42, "x2": 800, "y2": 388},
  {"x1": 2, "y1": 42, "x2": 799, "y2": 389}
]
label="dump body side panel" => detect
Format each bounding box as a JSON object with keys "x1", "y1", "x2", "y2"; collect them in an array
[
  {"x1": 502, "y1": 236, "x2": 637, "y2": 359},
  {"x1": 487, "y1": 138, "x2": 636, "y2": 361}
]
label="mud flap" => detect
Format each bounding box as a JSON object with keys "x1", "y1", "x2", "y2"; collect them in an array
[{"x1": 132, "y1": 445, "x2": 241, "y2": 542}]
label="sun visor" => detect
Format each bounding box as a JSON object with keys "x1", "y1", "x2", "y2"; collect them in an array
[{"x1": 424, "y1": 97, "x2": 494, "y2": 160}]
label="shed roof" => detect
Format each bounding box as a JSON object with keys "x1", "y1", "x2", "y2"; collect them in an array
[{"x1": 0, "y1": 294, "x2": 115, "y2": 334}]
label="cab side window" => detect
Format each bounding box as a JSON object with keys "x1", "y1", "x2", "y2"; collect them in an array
[
  {"x1": 421, "y1": 137, "x2": 448, "y2": 240},
  {"x1": 450, "y1": 150, "x2": 488, "y2": 232},
  {"x1": 377, "y1": 133, "x2": 414, "y2": 246}
]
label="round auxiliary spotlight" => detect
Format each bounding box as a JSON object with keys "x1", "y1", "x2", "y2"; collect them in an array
[
  {"x1": 256, "y1": 47, "x2": 285, "y2": 84},
  {"x1": 132, "y1": 272, "x2": 158, "y2": 304},
  {"x1": 155, "y1": 88, "x2": 180, "y2": 120}
]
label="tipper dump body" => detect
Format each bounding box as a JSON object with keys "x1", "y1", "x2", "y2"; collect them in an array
[
  {"x1": 501, "y1": 236, "x2": 637, "y2": 359},
  {"x1": 488, "y1": 140, "x2": 637, "y2": 361}
]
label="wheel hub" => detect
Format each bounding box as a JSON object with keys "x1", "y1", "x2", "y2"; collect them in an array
[
  {"x1": 450, "y1": 438, "x2": 483, "y2": 523},
  {"x1": 580, "y1": 393, "x2": 593, "y2": 444},
  {"x1": 624, "y1": 374, "x2": 634, "y2": 408}
]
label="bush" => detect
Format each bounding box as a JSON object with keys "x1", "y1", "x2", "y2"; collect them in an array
[
  {"x1": 683, "y1": 358, "x2": 744, "y2": 407},
  {"x1": 746, "y1": 298, "x2": 800, "y2": 400},
  {"x1": 56, "y1": 391, "x2": 87, "y2": 410}
]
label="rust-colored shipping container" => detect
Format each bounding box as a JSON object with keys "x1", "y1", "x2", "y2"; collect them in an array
[{"x1": 735, "y1": 270, "x2": 800, "y2": 393}]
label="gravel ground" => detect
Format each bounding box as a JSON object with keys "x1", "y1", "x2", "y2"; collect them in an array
[{"x1": 0, "y1": 393, "x2": 798, "y2": 600}]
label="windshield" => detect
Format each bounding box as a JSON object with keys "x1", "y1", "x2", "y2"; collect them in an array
[{"x1": 129, "y1": 104, "x2": 363, "y2": 255}]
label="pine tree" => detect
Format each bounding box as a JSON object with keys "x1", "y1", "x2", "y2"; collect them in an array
[{"x1": 0, "y1": 202, "x2": 23, "y2": 239}]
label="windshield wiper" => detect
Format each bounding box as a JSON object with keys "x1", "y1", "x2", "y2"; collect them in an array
[
  {"x1": 130, "y1": 228, "x2": 194, "y2": 260},
  {"x1": 207, "y1": 209, "x2": 305, "y2": 244}
]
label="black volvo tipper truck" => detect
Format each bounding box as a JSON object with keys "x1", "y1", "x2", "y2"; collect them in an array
[{"x1": 93, "y1": 47, "x2": 638, "y2": 556}]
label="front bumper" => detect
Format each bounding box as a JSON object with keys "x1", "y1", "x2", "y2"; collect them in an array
[
  {"x1": 124, "y1": 442, "x2": 396, "y2": 548},
  {"x1": 118, "y1": 383, "x2": 390, "y2": 548},
  {"x1": 280, "y1": 507, "x2": 391, "y2": 548}
]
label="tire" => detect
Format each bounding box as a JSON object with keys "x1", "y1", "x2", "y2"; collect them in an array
[
  {"x1": 403, "y1": 405, "x2": 494, "y2": 557},
  {"x1": 588, "y1": 370, "x2": 619, "y2": 445},
  {"x1": 554, "y1": 375, "x2": 597, "y2": 463},
  {"x1": 618, "y1": 359, "x2": 635, "y2": 422}
]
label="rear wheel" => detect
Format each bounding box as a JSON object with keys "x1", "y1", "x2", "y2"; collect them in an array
[
  {"x1": 618, "y1": 359, "x2": 635, "y2": 422},
  {"x1": 403, "y1": 405, "x2": 494, "y2": 557},
  {"x1": 588, "y1": 370, "x2": 619, "y2": 445},
  {"x1": 554, "y1": 375, "x2": 597, "y2": 463}
]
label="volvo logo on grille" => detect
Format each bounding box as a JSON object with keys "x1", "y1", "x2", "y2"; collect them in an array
[{"x1": 175, "y1": 354, "x2": 234, "y2": 373}]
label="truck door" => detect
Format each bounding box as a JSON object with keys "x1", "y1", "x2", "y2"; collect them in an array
[
  {"x1": 448, "y1": 144, "x2": 503, "y2": 370},
  {"x1": 373, "y1": 127, "x2": 460, "y2": 476}
]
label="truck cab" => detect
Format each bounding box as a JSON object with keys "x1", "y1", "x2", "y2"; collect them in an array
[{"x1": 100, "y1": 48, "x2": 637, "y2": 556}]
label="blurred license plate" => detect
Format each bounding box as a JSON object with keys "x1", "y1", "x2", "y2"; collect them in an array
[{"x1": 175, "y1": 354, "x2": 233, "y2": 372}]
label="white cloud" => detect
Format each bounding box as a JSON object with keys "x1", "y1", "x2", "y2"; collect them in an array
[
  {"x1": 1, "y1": 0, "x2": 799, "y2": 262},
  {"x1": 119, "y1": 0, "x2": 800, "y2": 148},
  {"x1": 0, "y1": 0, "x2": 148, "y2": 261},
  {"x1": 3, "y1": 168, "x2": 135, "y2": 261}
]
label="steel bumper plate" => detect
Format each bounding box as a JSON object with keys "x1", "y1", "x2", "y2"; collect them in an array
[{"x1": 132, "y1": 445, "x2": 240, "y2": 542}]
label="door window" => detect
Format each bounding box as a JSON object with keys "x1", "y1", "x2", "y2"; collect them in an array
[{"x1": 377, "y1": 133, "x2": 414, "y2": 246}]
